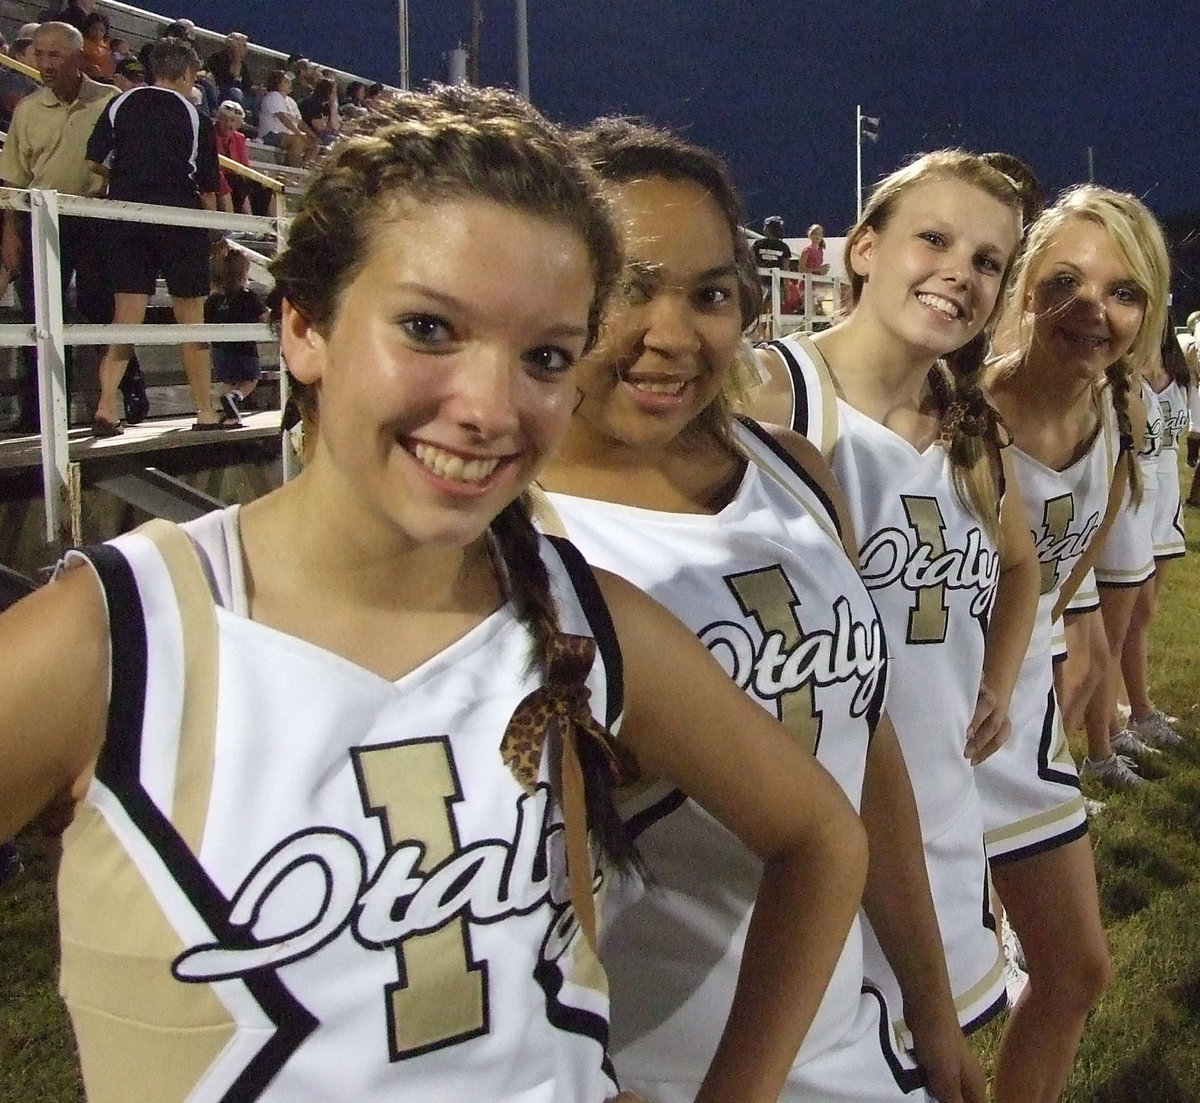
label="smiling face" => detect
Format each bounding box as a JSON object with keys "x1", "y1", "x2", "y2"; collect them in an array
[
  {"x1": 569, "y1": 175, "x2": 745, "y2": 453},
  {"x1": 281, "y1": 197, "x2": 595, "y2": 552},
  {"x1": 851, "y1": 176, "x2": 1020, "y2": 361},
  {"x1": 1026, "y1": 217, "x2": 1147, "y2": 381}
]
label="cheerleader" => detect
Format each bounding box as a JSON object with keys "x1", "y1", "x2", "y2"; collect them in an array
[
  {"x1": 0, "y1": 87, "x2": 867, "y2": 1103},
  {"x1": 540, "y1": 119, "x2": 981, "y2": 1103},
  {"x1": 1121, "y1": 322, "x2": 1193, "y2": 748},
  {"x1": 750, "y1": 151, "x2": 1037, "y2": 1049},
  {"x1": 982, "y1": 185, "x2": 1169, "y2": 1102}
]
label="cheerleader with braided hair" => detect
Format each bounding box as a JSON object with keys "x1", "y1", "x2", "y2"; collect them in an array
[
  {"x1": 747, "y1": 151, "x2": 1039, "y2": 1057},
  {"x1": 982, "y1": 184, "x2": 1168, "y2": 1102},
  {"x1": 0, "y1": 86, "x2": 866, "y2": 1102}
]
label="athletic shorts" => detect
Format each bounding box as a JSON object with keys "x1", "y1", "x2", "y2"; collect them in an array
[
  {"x1": 862, "y1": 793, "x2": 1006, "y2": 1038},
  {"x1": 618, "y1": 985, "x2": 931, "y2": 1102},
  {"x1": 106, "y1": 222, "x2": 211, "y2": 299},
  {"x1": 212, "y1": 349, "x2": 262, "y2": 386},
  {"x1": 977, "y1": 648, "x2": 1087, "y2": 864},
  {"x1": 1152, "y1": 452, "x2": 1185, "y2": 560}
]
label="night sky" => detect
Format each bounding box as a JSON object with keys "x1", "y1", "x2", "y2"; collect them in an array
[{"x1": 141, "y1": 1, "x2": 1200, "y2": 298}]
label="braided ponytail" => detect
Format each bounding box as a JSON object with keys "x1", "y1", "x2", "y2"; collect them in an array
[
  {"x1": 1104, "y1": 363, "x2": 1143, "y2": 506},
  {"x1": 931, "y1": 335, "x2": 1008, "y2": 544},
  {"x1": 490, "y1": 494, "x2": 638, "y2": 871}
]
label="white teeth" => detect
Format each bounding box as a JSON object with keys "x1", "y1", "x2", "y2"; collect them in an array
[
  {"x1": 916, "y1": 292, "x2": 962, "y2": 320},
  {"x1": 629, "y1": 379, "x2": 687, "y2": 395},
  {"x1": 412, "y1": 442, "x2": 502, "y2": 483}
]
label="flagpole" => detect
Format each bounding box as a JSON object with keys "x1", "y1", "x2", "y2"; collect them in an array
[{"x1": 856, "y1": 104, "x2": 863, "y2": 220}]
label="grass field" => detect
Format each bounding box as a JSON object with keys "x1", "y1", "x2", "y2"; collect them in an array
[{"x1": 4, "y1": 471, "x2": 1200, "y2": 1101}]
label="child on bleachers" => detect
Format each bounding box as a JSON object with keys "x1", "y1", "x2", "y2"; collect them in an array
[{"x1": 204, "y1": 247, "x2": 267, "y2": 425}]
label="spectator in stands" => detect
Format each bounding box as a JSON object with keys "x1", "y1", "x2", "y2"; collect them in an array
[
  {"x1": 109, "y1": 36, "x2": 131, "y2": 64},
  {"x1": 112, "y1": 56, "x2": 145, "y2": 92},
  {"x1": 205, "y1": 246, "x2": 267, "y2": 425},
  {"x1": 39, "y1": 0, "x2": 93, "y2": 32},
  {"x1": 79, "y1": 11, "x2": 114, "y2": 82},
  {"x1": 340, "y1": 79, "x2": 369, "y2": 118},
  {"x1": 258, "y1": 68, "x2": 312, "y2": 167},
  {"x1": 751, "y1": 214, "x2": 791, "y2": 271},
  {"x1": 86, "y1": 36, "x2": 225, "y2": 435},
  {"x1": 799, "y1": 223, "x2": 829, "y2": 275},
  {"x1": 292, "y1": 59, "x2": 319, "y2": 103},
  {"x1": 214, "y1": 100, "x2": 272, "y2": 216},
  {"x1": 161, "y1": 19, "x2": 196, "y2": 42},
  {"x1": 300, "y1": 76, "x2": 340, "y2": 148},
  {"x1": 206, "y1": 31, "x2": 252, "y2": 107},
  {"x1": 0, "y1": 32, "x2": 40, "y2": 129},
  {"x1": 0, "y1": 21, "x2": 117, "y2": 433}
]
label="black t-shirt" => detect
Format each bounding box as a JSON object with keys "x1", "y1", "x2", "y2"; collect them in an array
[
  {"x1": 87, "y1": 85, "x2": 220, "y2": 207},
  {"x1": 205, "y1": 287, "x2": 265, "y2": 356},
  {"x1": 751, "y1": 235, "x2": 792, "y2": 270},
  {"x1": 299, "y1": 93, "x2": 329, "y2": 127}
]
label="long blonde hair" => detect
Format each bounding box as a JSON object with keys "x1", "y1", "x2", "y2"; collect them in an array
[
  {"x1": 847, "y1": 150, "x2": 1024, "y2": 542},
  {"x1": 993, "y1": 185, "x2": 1172, "y2": 502}
]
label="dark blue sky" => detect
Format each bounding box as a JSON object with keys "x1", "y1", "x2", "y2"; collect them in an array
[{"x1": 144, "y1": 1, "x2": 1198, "y2": 237}]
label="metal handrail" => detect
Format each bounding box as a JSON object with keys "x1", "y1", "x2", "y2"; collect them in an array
[{"x1": 4, "y1": 186, "x2": 293, "y2": 546}]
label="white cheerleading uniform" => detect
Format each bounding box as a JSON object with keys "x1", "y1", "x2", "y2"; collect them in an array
[
  {"x1": 547, "y1": 418, "x2": 929, "y2": 1103},
  {"x1": 58, "y1": 508, "x2": 624, "y2": 1103},
  {"x1": 772, "y1": 336, "x2": 1006, "y2": 1034},
  {"x1": 1095, "y1": 377, "x2": 1160, "y2": 588},
  {"x1": 1152, "y1": 378, "x2": 1188, "y2": 560},
  {"x1": 976, "y1": 388, "x2": 1125, "y2": 861}
]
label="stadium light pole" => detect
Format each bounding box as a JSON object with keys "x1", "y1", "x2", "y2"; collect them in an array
[
  {"x1": 399, "y1": 0, "x2": 410, "y2": 89},
  {"x1": 516, "y1": 0, "x2": 529, "y2": 99},
  {"x1": 856, "y1": 105, "x2": 879, "y2": 219}
]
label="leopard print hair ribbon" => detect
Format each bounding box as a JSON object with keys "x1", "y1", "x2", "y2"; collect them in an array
[{"x1": 500, "y1": 631, "x2": 633, "y2": 952}]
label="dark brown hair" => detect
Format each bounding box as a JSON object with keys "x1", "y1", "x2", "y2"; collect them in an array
[
  {"x1": 573, "y1": 116, "x2": 760, "y2": 449},
  {"x1": 270, "y1": 84, "x2": 632, "y2": 865}
]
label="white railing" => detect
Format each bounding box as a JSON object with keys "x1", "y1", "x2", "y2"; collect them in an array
[
  {"x1": 93, "y1": 0, "x2": 398, "y2": 93},
  {"x1": 0, "y1": 186, "x2": 292, "y2": 546},
  {"x1": 757, "y1": 267, "x2": 845, "y2": 338}
]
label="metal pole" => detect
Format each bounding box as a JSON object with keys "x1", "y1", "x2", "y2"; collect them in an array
[
  {"x1": 855, "y1": 104, "x2": 863, "y2": 220},
  {"x1": 29, "y1": 189, "x2": 71, "y2": 547},
  {"x1": 398, "y1": 0, "x2": 410, "y2": 89},
  {"x1": 1087, "y1": 146, "x2": 1094, "y2": 182},
  {"x1": 515, "y1": 0, "x2": 529, "y2": 99}
]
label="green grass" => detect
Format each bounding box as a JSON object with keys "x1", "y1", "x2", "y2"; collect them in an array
[{"x1": 5, "y1": 461, "x2": 1200, "y2": 1100}]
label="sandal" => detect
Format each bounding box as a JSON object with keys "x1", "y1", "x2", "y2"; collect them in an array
[
  {"x1": 91, "y1": 415, "x2": 125, "y2": 438},
  {"x1": 190, "y1": 419, "x2": 242, "y2": 431}
]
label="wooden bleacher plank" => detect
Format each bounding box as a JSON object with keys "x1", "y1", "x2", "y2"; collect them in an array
[{"x1": 0, "y1": 408, "x2": 281, "y2": 472}]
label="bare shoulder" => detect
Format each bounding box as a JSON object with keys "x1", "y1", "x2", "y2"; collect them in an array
[
  {"x1": 735, "y1": 344, "x2": 794, "y2": 427},
  {"x1": 0, "y1": 563, "x2": 111, "y2": 837}
]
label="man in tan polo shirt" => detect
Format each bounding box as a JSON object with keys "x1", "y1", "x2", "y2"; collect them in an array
[{"x1": 0, "y1": 21, "x2": 114, "y2": 432}]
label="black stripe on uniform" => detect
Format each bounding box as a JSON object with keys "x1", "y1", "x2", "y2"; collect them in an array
[
  {"x1": 765, "y1": 339, "x2": 810, "y2": 435},
  {"x1": 79, "y1": 542, "x2": 317, "y2": 1099},
  {"x1": 544, "y1": 534, "x2": 624, "y2": 729},
  {"x1": 861, "y1": 983, "x2": 927, "y2": 1092},
  {"x1": 734, "y1": 414, "x2": 841, "y2": 539}
]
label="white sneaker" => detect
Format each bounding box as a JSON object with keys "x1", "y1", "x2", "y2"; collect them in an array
[
  {"x1": 1003, "y1": 953, "x2": 1029, "y2": 1007},
  {"x1": 1111, "y1": 728, "x2": 1162, "y2": 760},
  {"x1": 1001, "y1": 915, "x2": 1026, "y2": 970},
  {"x1": 1130, "y1": 709, "x2": 1183, "y2": 749},
  {"x1": 1080, "y1": 753, "x2": 1147, "y2": 790},
  {"x1": 1083, "y1": 796, "x2": 1106, "y2": 818}
]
